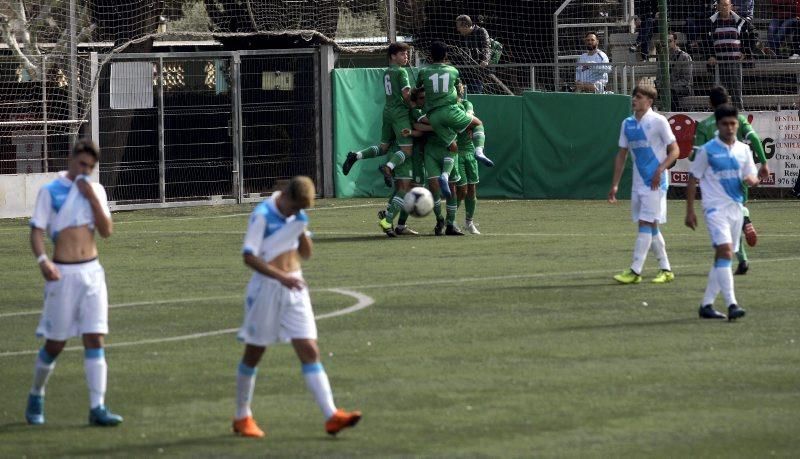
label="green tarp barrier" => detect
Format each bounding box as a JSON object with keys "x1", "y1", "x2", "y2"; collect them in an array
[{"x1": 332, "y1": 68, "x2": 632, "y2": 199}]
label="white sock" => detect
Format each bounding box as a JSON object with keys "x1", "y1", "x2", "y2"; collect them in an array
[
  {"x1": 631, "y1": 227, "x2": 652, "y2": 274},
  {"x1": 236, "y1": 362, "x2": 257, "y2": 420},
  {"x1": 386, "y1": 161, "x2": 396, "y2": 170},
  {"x1": 84, "y1": 348, "x2": 107, "y2": 409},
  {"x1": 355, "y1": 152, "x2": 363, "y2": 159},
  {"x1": 302, "y1": 363, "x2": 336, "y2": 419},
  {"x1": 650, "y1": 228, "x2": 671, "y2": 271},
  {"x1": 714, "y1": 259, "x2": 738, "y2": 306},
  {"x1": 702, "y1": 266, "x2": 720, "y2": 305},
  {"x1": 30, "y1": 348, "x2": 56, "y2": 396},
  {"x1": 475, "y1": 146, "x2": 485, "y2": 156}
]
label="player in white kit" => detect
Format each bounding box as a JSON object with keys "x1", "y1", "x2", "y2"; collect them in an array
[
  {"x1": 26, "y1": 139, "x2": 123, "y2": 426},
  {"x1": 686, "y1": 104, "x2": 760, "y2": 320},
  {"x1": 232, "y1": 176, "x2": 361, "y2": 438},
  {"x1": 609, "y1": 85, "x2": 681, "y2": 284}
]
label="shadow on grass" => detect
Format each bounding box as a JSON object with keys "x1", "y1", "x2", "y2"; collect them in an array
[{"x1": 554, "y1": 317, "x2": 696, "y2": 332}]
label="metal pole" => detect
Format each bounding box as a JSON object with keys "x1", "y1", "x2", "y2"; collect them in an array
[
  {"x1": 657, "y1": 0, "x2": 671, "y2": 110},
  {"x1": 158, "y1": 57, "x2": 165, "y2": 203},
  {"x1": 530, "y1": 65, "x2": 535, "y2": 91},
  {"x1": 230, "y1": 54, "x2": 243, "y2": 201},
  {"x1": 319, "y1": 45, "x2": 336, "y2": 197},
  {"x1": 42, "y1": 56, "x2": 48, "y2": 173},
  {"x1": 69, "y1": 0, "x2": 78, "y2": 145},
  {"x1": 387, "y1": 0, "x2": 397, "y2": 43}
]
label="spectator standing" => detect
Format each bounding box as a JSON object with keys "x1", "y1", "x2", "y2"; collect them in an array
[
  {"x1": 702, "y1": 0, "x2": 756, "y2": 109},
  {"x1": 657, "y1": 32, "x2": 694, "y2": 111},
  {"x1": 575, "y1": 32, "x2": 612, "y2": 93},
  {"x1": 455, "y1": 15, "x2": 491, "y2": 94},
  {"x1": 765, "y1": 0, "x2": 800, "y2": 57},
  {"x1": 733, "y1": 0, "x2": 756, "y2": 19}
]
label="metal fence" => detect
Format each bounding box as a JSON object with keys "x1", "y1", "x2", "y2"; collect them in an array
[{"x1": 93, "y1": 49, "x2": 322, "y2": 208}]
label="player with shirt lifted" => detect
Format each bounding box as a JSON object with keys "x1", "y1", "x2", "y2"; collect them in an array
[
  {"x1": 415, "y1": 40, "x2": 483, "y2": 200},
  {"x1": 232, "y1": 177, "x2": 361, "y2": 438},
  {"x1": 25, "y1": 139, "x2": 122, "y2": 427},
  {"x1": 342, "y1": 42, "x2": 414, "y2": 187},
  {"x1": 687, "y1": 104, "x2": 760, "y2": 320},
  {"x1": 609, "y1": 85, "x2": 680, "y2": 284},
  {"x1": 692, "y1": 86, "x2": 770, "y2": 275}
]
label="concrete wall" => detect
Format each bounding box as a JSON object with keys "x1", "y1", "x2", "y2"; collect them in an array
[{"x1": 0, "y1": 173, "x2": 61, "y2": 219}]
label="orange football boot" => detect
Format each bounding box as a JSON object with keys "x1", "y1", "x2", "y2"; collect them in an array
[
  {"x1": 233, "y1": 416, "x2": 265, "y2": 438},
  {"x1": 325, "y1": 409, "x2": 362, "y2": 436}
]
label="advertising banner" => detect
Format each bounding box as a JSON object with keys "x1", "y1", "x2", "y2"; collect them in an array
[{"x1": 665, "y1": 111, "x2": 799, "y2": 188}]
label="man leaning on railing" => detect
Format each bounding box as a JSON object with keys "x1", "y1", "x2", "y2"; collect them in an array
[{"x1": 575, "y1": 32, "x2": 612, "y2": 94}]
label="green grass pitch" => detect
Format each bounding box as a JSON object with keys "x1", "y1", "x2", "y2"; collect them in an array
[{"x1": 1, "y1": 199, "x2": 799, "y2": 457}]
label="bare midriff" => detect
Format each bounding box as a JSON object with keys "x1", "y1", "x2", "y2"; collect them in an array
[
  {"x1": 53, "y1": 226, "x2": 98, "y2": 263},
  {"x1": 268, "y1": 250, "x2": 301, "y2": 273}
]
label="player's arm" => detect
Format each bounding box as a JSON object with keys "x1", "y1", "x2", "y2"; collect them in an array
[
  {"x1": 685, "y1": 174, "x2": 699, "y2": 230},
  {"x1": 651, "y1": 142, "x2": 680, "y2": 190},
  {"x1": 298, "y1": 231, "x2": 312, "y2": 260},
  {"x1": 414, "y1": 122, "x2": 433, "y2": 132},
  {"x1": 608, "y1": 147, "x2": 628, "y2": 203},
  {"x1": 29, "y1": 188, "x2": 60, "y2": 281},
  {"x1": 740, "y1": 118, "x2": 770, "y2": 178},
  {"x1": 742, "y1": 147, "x2": 761, "y2": 188},
  {"x1": 399, "y1": 68, "x2": 412, "y2": 105},
  {"x1": 77, "y1": 179, "x2": 113, "y2": 238}
]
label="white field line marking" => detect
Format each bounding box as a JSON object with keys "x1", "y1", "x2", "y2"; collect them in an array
[
  {"x1": 0, "y1": 203, "x2": 384, "y2": 232},
  {"x1": 0, "y1": 289, "x2": 374, "y2": 358},
  {"x1": 5, "y1": 255, "x2": 800, "y2": 320}
]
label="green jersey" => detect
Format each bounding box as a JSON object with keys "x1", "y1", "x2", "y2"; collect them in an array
[
  {"x1": 693, "y1": 114, "x2": 766, "y2": 163},
  {"x1": 384, "y1": 65, "x2": 411, "y2": 113},
  {"x1": 416, "y1": 63, "x2": 461, "y2": 112}
]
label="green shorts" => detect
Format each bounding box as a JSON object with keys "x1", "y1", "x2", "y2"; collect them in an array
[
  {"x1": 424, "y1": 141, "x2": 455, "y2": 179},
  {"x1": 449, "y1": 154, "x2": 462, "y2": 184},
  {"x1": 393, "y1": 155, "x2": 414, "y2": 180},
  {"x1": 457, "y1": 152, "x2": 479, "y2": 186},
  {"x1": 380, "y1": 108, "x2": 413, "y2": 147},
  {"x1": 428, "y1": 105, "x2": 473, "y2": 147}
]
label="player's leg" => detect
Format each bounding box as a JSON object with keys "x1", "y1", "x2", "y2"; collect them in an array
[
  {"x1": 25, "y1": 339, "x2": 64, "y2": 425},
  {"x1": 342, "y1": 115, "x2": 394, "y2": 176},
  {"x1": 391, "y1": 178, "x2": 418, "y2": 235},
  {"x1": 445, "y1": 156, "x2": 465, "y2": 235},
  {"x1": 463, "y1": 154, "x2": 481, "y2": 234},
  {"x1": 650, "y1": 190, "x2": 674, "y2": 283},
  {"x1": 614, "y1": 191, "x2": 651, "y2": 283},
  {"x1": 428, "y1": 109, "x2": 463, "y2": 198},
  {"x1": 82, "y1": 333, "x2": 122, "y2": 426},
  {"x1": 736, "y1": 205, "x2": 756, "y2": 275},
  {"x1": 425, "y1": 144, "x2": 447, "y2": 235},
  {"x1": 377, "y1": 115, "x2": 413, "y2": 186},
  {"x1": 380, "y1": 176, "x2": 412, "y2": 237},
  {"x1": 232, "y1": 344, "x2": 267, "y2": 437},
  {"x1": 471, "y1": 124, "x2": 494, "y2": 167},
  {"x1": 292, "y1": 339, "x2": 361, "y2": 435}
]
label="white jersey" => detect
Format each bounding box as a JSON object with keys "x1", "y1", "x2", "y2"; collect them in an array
[
  {"x1": 618, "y1": 109, "x2": 677, "y2": 194},
  {"x1": 29, "y1": 171, "x2": 110, "y2": 241},
  {"x1": 242, "y1": 192, "x2": 308, "y2": 264},
  {"x1": 575, "y1": 50, "x2": 611, "y2": 91},
  {"x1": 690, "y1": 137, "x2": 757, "y2": 212}
]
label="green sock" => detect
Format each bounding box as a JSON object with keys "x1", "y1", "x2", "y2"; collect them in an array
[
  {"x1": 446, "y1": 194, "x2": 458, "y2": 225},
  {"x1": 472, "y1": 125, "x2": 485, "y2": 149},
  {"x1": 398, "y1": 210, "x2": 408, "y2": 226},
  {"x1": 465, "y1": 197, "x2": 476, "y2": 220},
  {"x1": 433, "y1": 191, "x2": 443, "y2": 220},
  {"x1": 442, "y1": 155, "x2": 455, "y2": 177},
  {"x1": 386, "y1": 191, "x2": 406, "y2": 221},
  {"x1": 385, "y1": 150, "x2": 406, "y2": 168},
  {"x1": 357, "y1": 146, "x2": 379, "y2": 159},
  {"x1": 736, "y1": 235, "x2": 748, "y2": 262}
]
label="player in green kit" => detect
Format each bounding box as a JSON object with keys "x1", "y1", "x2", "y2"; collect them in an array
[
  {"x1": 692, "y1": 86, "x2": 771, "y2": 275},
  {"x1": 452, "y1": 83, "x2": 490, "y2": 234},
  {"x1": 377, "y1": 88, "x2": 430, "y2": 236},
  {"x1": 415, "y1": 41, "x2": 483, "y2": 199},
  {"x1": 342, "y1": 42, "x2": 414, "y2": 187}
]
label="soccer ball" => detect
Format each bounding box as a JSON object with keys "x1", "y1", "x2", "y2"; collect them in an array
[{"x1": 403, "y1": 187, "x2": 434, "y2": 217}]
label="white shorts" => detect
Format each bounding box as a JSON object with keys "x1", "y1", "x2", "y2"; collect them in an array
[
  {"x1": 704, "y1": 203, "x2": 744, "y2": 252},
  {"x1": 36, "y1": 259, "x2": 109, "y2": 341},
  {"x1": 631, "y1": 188, "x2": 667, "y2": 224},
  {"x1": 237, "y1": 271, "x2": 317, "y2": 347}
]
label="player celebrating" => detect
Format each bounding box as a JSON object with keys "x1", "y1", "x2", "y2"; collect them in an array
[
  {"x1": 609, "y1": 85, "x2": 680, "y2": 284},
  {"x1": 454, "y1": 83, "x2": 489, "y2": 234},
  {"x1": 25, "y1": 139, "x2": 122, "y2": 427},
  {"x1": 416, "y1": 40, "x2": 483, "y2": 199},
  {"x1": 232, "y1": 176, "x2": 361, "y2": 438},
  {"x1": 342, "y1": 42, "x2": 413, "y2": 187},
  {"x1": 377, "y1": 88, "x2": 429, "y2": 236},
  {"x1": 692, "y1": 86, "x2": 771, "y2": 275},
  {"x1": 686, "y1": 104, "x2": 760, "y2": 320}
]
